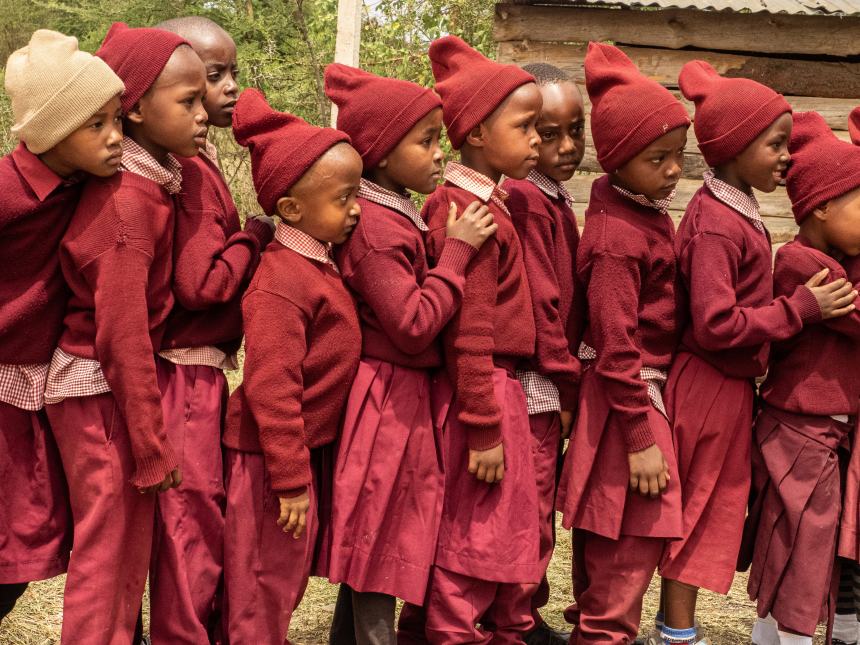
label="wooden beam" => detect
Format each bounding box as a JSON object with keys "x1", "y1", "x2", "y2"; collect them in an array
[
  {"x1": 494, "y1": 4, "x2": 860, "y2": 57},
  {"x1": 497, "y1": 41, "x2": 860, "y2": 99},
  {"x1": 331, "y1": 0, "x2": 362, "y2": 126}
]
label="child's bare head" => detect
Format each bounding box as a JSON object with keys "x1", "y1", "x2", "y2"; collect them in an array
[{"x1": 157, "y1": 16, "x2": 238, "y2": 128}]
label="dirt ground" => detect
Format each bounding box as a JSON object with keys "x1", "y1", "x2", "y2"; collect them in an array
[{"x1": 0, "y1": 518, "x2": 828, "y2": 644}]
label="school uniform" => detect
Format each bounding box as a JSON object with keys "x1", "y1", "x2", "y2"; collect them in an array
[
  {"x1": 327, "y1": 179, "x2": 475, "y2": 609},
  {"x1": 660, "y1": 173, "x2": 820, "y2": 594},
  {"x1": 44, "y1": 137, "x2": 181, "y2": 644},
  {"x1": 0, "y1": 145, "x2": 75, "y2": 596},
  {"x1": 398, "y1": 162, "x2": 540, "y2": 644},
  {"x1": 148, "y1": 142, "x2": 272, "y2": 644},
  {"x1": 504, "y1": 170, "x2": 584, "y2": 622},
  {"x1": 222, "y1": 222, "x2": 361, "y2": 644},
  {"x1": 556, "y1": 175, "x2": 684, "y2": 642}
]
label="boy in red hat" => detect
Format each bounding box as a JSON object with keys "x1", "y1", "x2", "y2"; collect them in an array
[
  {"x1": 42, "y1": 22, "x2": 207, "y2": 642},
  {"x1": 554, "y1": 42, "x2": 689, "y2": 643},
  {"x1": 148, "y1": 16, "x2": 274, "y2": 644},
  {"x1": 653, "y1": 61, "x2": 855, "y2": 645},
  {"x1": 502, "y1": 61, "x2": 586, "y2": 645},
  {"x1": 323, "y1": 63, "x2": 496, "y2": 644},
  {"x1": 395, "y1": 34, "x2": 542, "y2": 644},
  {"x1": 222, "y1": 88, "x2": 363, "y2": 644},
  {"x1": 744, "y1": 110, "x2": 860, "y2": 645},
  {"x1": 0, "y1": 29, "x2": 124, "y2": 625}
]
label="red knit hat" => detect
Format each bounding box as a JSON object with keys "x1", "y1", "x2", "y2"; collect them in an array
[
  {"x1": 95, "y1": 22, "x2": 189, "y2": 114},
  {"x1": 428, "y1": 35, "x2": 535, "y2": 150},
  {"x1": 786, "y1": 111, "x2": 860, "y2": 224},
  {"x1": 679, "y1": 60, "x2": 791, "y2": 168},
  {"x1": 324, "y1": 63, "x2": 441, "y2": 169},
  {"x1": 232, "y1": 88, "x2": 352, "y2": 215},
  {"x1": 585, "y1": 43, "x2": 690, "y2": 173},
  {"x1": 849, "y1": 106, "x2": 860, "y2": 145}
]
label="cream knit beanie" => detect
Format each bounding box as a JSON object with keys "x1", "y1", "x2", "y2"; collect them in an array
[{"x1": 5, "y1": 30, "x2": 125, "y2": 154}]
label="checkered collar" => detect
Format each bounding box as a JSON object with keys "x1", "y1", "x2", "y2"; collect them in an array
[
  {"x1": 444, "y1": 161, "x2": 510, "y2": 215},
  {"x1": 703, "y1": 170, "x2": 765, "y2": 233},
  {"x1": 612, "y1": 183, "x2": 676, "y2": 214},
  {"x1": 358, "y1": 178, "x2": 427, "y2": 232},
  {"x1": 120, "y1": 137, "x2": 183, "y2": 194},
  {"x1": 527, "y1": 170, "x2": 574, "y2": 208},
  {"x1": 200, "y1": 140, "x2": 219, "y2": 165},
  {"x1": 274, "y1": 221, "x2": 338, "y2": 271}
]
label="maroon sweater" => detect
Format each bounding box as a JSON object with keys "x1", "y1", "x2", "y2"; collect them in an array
[
  {"x1": 676, "y1": 186, "x2": 820, "y2": 378},
  {"x1": 223, "y1": 242, "x2": 361, "y2": 495},
  {"x1": 760, "y1": 237, "x2": 860, "y2": 416},
  {"x1": 0, "y1": 145, "x2": 82, "y2": 364},
  {"x1": 58, "y1": 171, "x2": 178, "y2": 488},
  {"x1": 335, "y1": 197, "x2": 476, "y2": 368},
  {"x1": 424, "y1": 182, "x2": 536, "y2": 450},
  {"x1": 578, "y1": 175, "x2": 683, "y2": 452},
  {"x1": 504, "y1": 177, "x2": 584, "y2": 409},
  {"x1": 161, "y1": 153, "x2": 272, "y2": 353}
]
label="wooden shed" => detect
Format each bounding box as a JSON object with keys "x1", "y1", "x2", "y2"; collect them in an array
[{"x1": 494, "y1": 0, "x2": 860, "y2": 241}]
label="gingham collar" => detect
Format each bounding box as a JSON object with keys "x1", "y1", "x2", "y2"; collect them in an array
[
  {"x1": 274, "y1": 221, "x2": 338, "y2": 271},
  {"x1": 200, "y1": 140, "x2": 219, "y2": 165},
  {"x1": 527, "y1": 170, "x2": 574, "y2": 208},
  {"x1": 612, "y1": 183, "x2": 675, "y2": 214},
  {"x1": 358, "y1": 178, "x2": 427, "y2": 232},
  {"x1": 444, "y1": 161, "x2": 510, "y2": 214},
  {"x1": 703, "y1": 170, "x2": 765, "y2": 233},
  {"x1": 119, "y1": 137, "x2": 183, "y2": 195}
]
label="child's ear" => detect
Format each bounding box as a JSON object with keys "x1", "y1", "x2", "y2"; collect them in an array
[
  {"x1": 465, "y1": 124, "x2": 485, "y2": 148},
  {"x1": 125, "y1": 102, "x2": 144, "y2": 125},
  {"x1": 813, "y1": 202, "x2": 830, "y2": 222},
  {"x1": 276, "y1": 196, "x2": 302, "y2": 225}
]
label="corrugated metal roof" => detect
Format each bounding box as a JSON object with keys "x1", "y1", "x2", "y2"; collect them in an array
[{"x1": 542, "y1": 0, "x2": 860, "y2": 15}]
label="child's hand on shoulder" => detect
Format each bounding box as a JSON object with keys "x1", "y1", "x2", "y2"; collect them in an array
[
  {"x1": 805, "y1": 268, "x2": 857, "y2": 319},
  {"x1": 468, "y1": 443, "x2": 505, "y2": 483},
  {"x1": 628, "y1": 444, "x2": 669, "y2": 498},
  {"x1": 250, "y1": 214, "x2": 277, "y2": 232},
  {"x1": 138, "y1": 467, "x2": 182, "y2": 495},
  {"x1": 446, "y1": 201, "x2": 497, "y2": 250},
  {"x1": 278, "y1": 491, "x2": 310, "y2": 539}
]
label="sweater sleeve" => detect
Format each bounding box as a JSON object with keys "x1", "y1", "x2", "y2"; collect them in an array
[
  {"x1": 516, "y1": 209, "x2": 581, "y2": 409},
  {"x1": 682, "y1": 232, "x2": 821, "y2": 352},
  {"x1": 241, "y1": 289, "x2": 311, "y2": 496},
  {"x1": 172, "y1": 210, "x2": 271, "y2": 311},
  {"x1": 345, "y1": 237, "x2": 476, "y2": 355},
  {"x1": 83, "y1": 243, "x2": 177, "y2": 488}
]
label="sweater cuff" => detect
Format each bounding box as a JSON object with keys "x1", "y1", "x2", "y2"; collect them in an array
[
  {"x1": 466, "y1": 423, "x2": 503, "y2": 452},
  {"x1": 437, "y1": 238, "x2": 478, "y2": 276},
  {"x1": 129, "y1": 441, "x2": 179, "y2": 489},
  {"x1": 791, "y1": 285, "x2": 823, "y2": 324},
  {"x1": 245, "y1": 216, "x2": 275, "y2": 250},
  {"x1": 274, "y1": 485, "x2": 308, "y2": 499},
  {"x1": 622, "y1": 414, "x2": 656, "y2": 453}
]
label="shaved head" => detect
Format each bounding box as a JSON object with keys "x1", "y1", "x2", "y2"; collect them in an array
[{"x1": 156, "y1": 16, "x2": 230, "y2": 43}]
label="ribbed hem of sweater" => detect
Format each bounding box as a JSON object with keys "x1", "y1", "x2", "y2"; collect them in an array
[
  {"x1": 130, "y1": 443, "x2": 179, "y2": 489},
  {"x1": 623, "y1": 413, "x2": 656, "y2": 452},
  {"x1": 465, "y1": 423, "x2": 504, "y2": 451},
  {"x1": 791, "y1": 284, "x2": 824, "y2": 324},
  {"x1": 436, "y1": 237, "x2": 478, "y2": 275},
  {"x1": 275, "y1": 485, "x2": 308, "y2": 498}
]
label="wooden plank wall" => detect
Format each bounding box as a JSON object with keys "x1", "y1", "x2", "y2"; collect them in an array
[{"x1": 494, "y1": 3, "x2": 860, "y2": 242}]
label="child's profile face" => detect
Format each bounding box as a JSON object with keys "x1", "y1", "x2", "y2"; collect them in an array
[
  {"x1": 375, "y1": 107, "x2": 444, "y2": 195},
  {"x1": 613, "y1": 126, "x2": 687, "y2": 202},
  {"x1": 130, "y1": 45, "x2": 208, "y2": 159},
  {"x1": 186, "y1": 28, "x2": 239, "y2": 129},
  {"x1": 818, "y1": 188, "x2": 860, "y2": 256},
  {"x1": 41, "y1": 94, "x2": 123, "y2": 178},
  {"x1": 534, "y1": 81, "x2": 585, "y2": 183},
  {"x1": 281, "y1": 143, "x2": 363, "y2": 245},
  {"x1": 479, "y1": 82, "x2": 542, "y2": 180},
  {"x1": 726, "y1": 112, "x2": 792, "y2": 194}
]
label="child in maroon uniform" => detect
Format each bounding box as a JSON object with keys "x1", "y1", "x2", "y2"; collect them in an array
[
  {"x1": 0, "y1": 30, "x2": 124, "y2": 625},
  {"x1": 503, "y1": 62, "x2": 586, "y2": 645},
  {"x1": 323, "y1": 64, "x2": 496, "y2": 644},
  {"x1": 655, "y1": 62, "x2": 855, "y2": 645},
  {"x1": 555, "y1": 42, "x2": 689, "y2": 643},
  {"x1": 43, "y1": 23, "x2": 207, "y2": 643},
  {"x1": 745, "y1": 111, "x2": 860, "y2": 645},
  {"x1": 221, "y1": 88, "x2": 362, "y2": 644},
  {"x1": 396, "y1": 35, "x2": 542, "y2": 644},
  {"x1": 149, "y1": 17, "x2": 273, "y2": 644}
]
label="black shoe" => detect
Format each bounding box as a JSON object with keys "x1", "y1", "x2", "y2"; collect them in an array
[
  {"x1": 524, "y1": 621, "x2": 571, "y2": 645},
  {"x1": 832, "y1": 641, "x2": 858, "y2": 645}
]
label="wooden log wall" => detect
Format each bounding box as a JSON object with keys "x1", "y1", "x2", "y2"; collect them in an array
[{"x1": 494, "y1": 3, "x2": 860, "y2": 242}]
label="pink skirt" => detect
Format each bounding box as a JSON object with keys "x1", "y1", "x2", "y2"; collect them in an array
[
  {"x1": 433, "y1": 367, "x2": 542, "y2": 584},
  {"x1": 326, "y1": 358, "x2": 444, "y2": 605},
  {"x1": 0, "y1": 401, "x2": 71, "y2": 584},
  {"x1": 659, "y1": 351, "x2": 754, "y2": 593},
  {"x1": 556, "y1": 365, "x2": 682, "y2": 540},
  {"x1": 746, "y1": 405, "x2": 849, "y2": 636}
]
